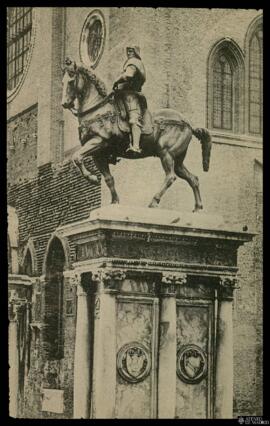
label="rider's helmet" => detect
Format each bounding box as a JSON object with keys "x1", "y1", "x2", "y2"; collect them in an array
[{"x1": 126, "y1": 46, "x2": 141, "y2": 60}]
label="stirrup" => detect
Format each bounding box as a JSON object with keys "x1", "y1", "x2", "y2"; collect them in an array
[{"x1": 126, "y1": 146, "x2": 142, "y2": 153}]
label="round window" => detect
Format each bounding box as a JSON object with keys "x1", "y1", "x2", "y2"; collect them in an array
[{"x1": 79, "y1": 10, "x2": 106, "y2": 69}]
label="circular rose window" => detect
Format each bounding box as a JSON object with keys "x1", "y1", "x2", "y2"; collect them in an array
[{"x1": 79, "y1": 10, "x2": 106, "y2": 69}]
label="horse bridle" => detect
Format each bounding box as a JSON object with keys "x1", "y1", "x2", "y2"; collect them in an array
[
  {"x1": 65, "y1": 68, "x2": 114, "y2": 118},
  {"x1": 64, "y1": 69, "x2": 80, "y2": 116}
]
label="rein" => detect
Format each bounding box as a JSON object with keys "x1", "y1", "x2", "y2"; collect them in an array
[
  {"x1": 69, "y1": 70, "x2": 115, "y2": 118},
  {"x1": 80, "y1": 110, "x2": 120, "y2": 128},
  {"x1": 72, "y1": 93, "x2": 114, "y2": 117}
]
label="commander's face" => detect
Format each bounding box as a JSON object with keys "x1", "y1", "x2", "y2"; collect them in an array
[{"x1": 127, "y1": 48, "x2": 135, "y2": 58}]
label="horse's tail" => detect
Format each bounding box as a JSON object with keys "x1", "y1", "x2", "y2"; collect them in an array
[{"x1": 192, "y1": 128, "x2": 212, "y2": 172}]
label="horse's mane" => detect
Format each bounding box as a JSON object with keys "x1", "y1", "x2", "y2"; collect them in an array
[{"x1": 77, "y1": 66, "x2": 108, "y2": 97}]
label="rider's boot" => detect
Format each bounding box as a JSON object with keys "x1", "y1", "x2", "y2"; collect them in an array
[{"x1": 127, "y1": 124, "x2": 142, "y2": 154}]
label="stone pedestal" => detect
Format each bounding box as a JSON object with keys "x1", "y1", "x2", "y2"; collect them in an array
[{"x1": 57, "y1": 205, "x2": 253, "y2": 419}]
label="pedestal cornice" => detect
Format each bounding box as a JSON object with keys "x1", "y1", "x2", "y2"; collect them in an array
[{"x1": 57, "y1": 206, "x2": 254, "y2": 245}]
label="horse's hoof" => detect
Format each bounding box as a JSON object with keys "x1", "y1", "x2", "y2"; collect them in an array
[
  {"x1": 85, "y1": 174, "x2": 99, "y2": 185},
  {"x1": 192, "y1": 206, "x2": 203, "y2": 213},
  {"x1": 126, "y1": 147, "x2": 142, "y2": 154},
  {"x1": 149, "y1": 201, "x2": 159, "y2": 208},
  {"x1": 111, "y1": 199, "x2": 120, "y2": 204}
]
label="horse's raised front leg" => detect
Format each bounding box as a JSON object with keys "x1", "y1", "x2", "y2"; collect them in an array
[
  {"x1": 149, "y1": 151, "x2": 176, "y2": 208},
  {"x1": 72, "y1": 137, "x2": 103, "y2": 185},
  {"x1": 93, "y1": 156, "x2": 120, "y2": 205},
  {"x1": 175, "y1": 162, "x2": 203, "y2": 212}
]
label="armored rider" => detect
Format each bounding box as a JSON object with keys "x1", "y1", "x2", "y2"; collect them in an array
[{"x1": 113, "y1": 46, "x2": 146, "y2": 154}]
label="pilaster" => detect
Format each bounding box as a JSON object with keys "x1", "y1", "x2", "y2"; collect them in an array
[
  {"x1": 215, "y1": 275, "x2": 238, "y2": 419},
  {"x1": 91, "y1": 268, "x2": 126, "y2": 419}
]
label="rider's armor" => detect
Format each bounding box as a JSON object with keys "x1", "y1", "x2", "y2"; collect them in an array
[
  {"x1": 121, "y1": 56, "x2": 146, "y2": 92},
  {"x1": 114, "y1": 46, "x2": 146, "y2": 153}
]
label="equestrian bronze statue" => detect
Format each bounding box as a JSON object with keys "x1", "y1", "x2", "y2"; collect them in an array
[{"x1": 61, "y1": 53, "x2": 212, "y2": 212}]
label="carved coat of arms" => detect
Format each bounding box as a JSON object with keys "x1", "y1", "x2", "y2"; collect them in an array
[
  {"x1": 177, "y1": 344, "x2": 207, "y2": 384},
  {"x1": 117, "y1": 342, "x2": 151, "y2": 383}
]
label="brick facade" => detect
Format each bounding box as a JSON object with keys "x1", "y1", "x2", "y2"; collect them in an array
[
  {"x1": 7, "y1": 7, "x2": 263, "y2": 418},
  {"x1": 8, "y1": 159, "x2": 101, "y2": 275},
  {"x1": 7, "y1": 105, "x2": 38, "y2": 185}
]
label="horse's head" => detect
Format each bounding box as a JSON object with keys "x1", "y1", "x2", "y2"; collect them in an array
[
  {"x1": 61, "y1": 57, "x2": 85, "y2": 109},
  {"x1": 61, "y1": 57, "x2": 108, "y2": 113}
]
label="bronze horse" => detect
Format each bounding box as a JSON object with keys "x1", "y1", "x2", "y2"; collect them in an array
[{"x1": 61, "y1": 60, "x2": 212, "y2": 211}]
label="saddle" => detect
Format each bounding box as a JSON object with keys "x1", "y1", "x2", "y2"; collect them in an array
[{"x1": 113, "y1": 90, "x2": 153, "y2": 135}]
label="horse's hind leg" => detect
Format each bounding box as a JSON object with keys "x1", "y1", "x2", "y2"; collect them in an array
[
  {"x1": 175, "y1": 162, "x2": 203, "y2": 212},
  {"x1": 149, "y1": 151, "x2": 176, "y2": 208},
  {"x1": 93, "y1": 156, "x2": 120, "y2": 204}
]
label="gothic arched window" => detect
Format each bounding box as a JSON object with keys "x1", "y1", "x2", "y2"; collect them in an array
[
  {"x1": 213, "y1": 54, "x2": 233, "y2": 130},
  {"x1": 44, "y1": 238, "x2": 65, "y2": 360},
  {"x1": 248, "y1": 25, "x2": 263, "y2": 135},
  {"x1": 23, "y1": 249, "x2": 33, "y2": 276},
  {"x1": 7, "y1": 7, "x2": 33, "y2": 91},
  {"x1": 208, "y1": 39, "x2": 244, "y2": 134}
]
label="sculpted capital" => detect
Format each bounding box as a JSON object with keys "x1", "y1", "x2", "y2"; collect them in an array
[
  {"x1": 161, "y1": 272, "x2": 187, "y2": 285},
  {"x1": 91, "y1": 268, "x2": 126, "y2": 292},
  {"x1": 219, "y1": 276, "x2": 238, "y2": 289},
  {"x1": 160, "y1": 272, "x2": 187, "y2": 295},
  {"x1": 219, "y1": 275, "x2": 238, "y2": 299}
]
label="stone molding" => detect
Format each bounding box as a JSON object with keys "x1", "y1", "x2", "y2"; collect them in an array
[
  {"x1": 8, "y1": 274, "x2": 34, "y2": 287},
  {"x1": 57, "y1": 206, "x2": 254, "y2": 243},
  {"x1": 8, "y1": 296, "x2": 29, "y2": 321},
  {"x1": 74, "y1": 257, "x2": 238, "y2": 277}
]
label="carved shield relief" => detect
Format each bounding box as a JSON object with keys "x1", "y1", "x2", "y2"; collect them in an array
[
  {"x1": 176, "y1": 302, "x2": 213, "y2": 419},
  {"x1": 177, "y1": 344, "x2": 207, "y2": 384},
  {"x1": 117, "y1": 342, "x2": 151, "y2": 383}
]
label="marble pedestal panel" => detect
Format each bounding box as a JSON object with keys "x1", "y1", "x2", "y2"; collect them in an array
[{"x1": 57, "y1": 205, "x2": 253, "y2": 419}]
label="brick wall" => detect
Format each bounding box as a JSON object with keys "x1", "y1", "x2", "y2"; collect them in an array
[
  {"x1": 23, "y1": 273, "x2": 77, "y2": 418},
  {"x1": 8, "y1": 158, "x2": 101, "y2": 274},
  {"x1": 8, "y1": 157, "x2": 101, "y2": 418},
  {"x1": 7, "y1": 105, "x2": 38, "y2": 185}
]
